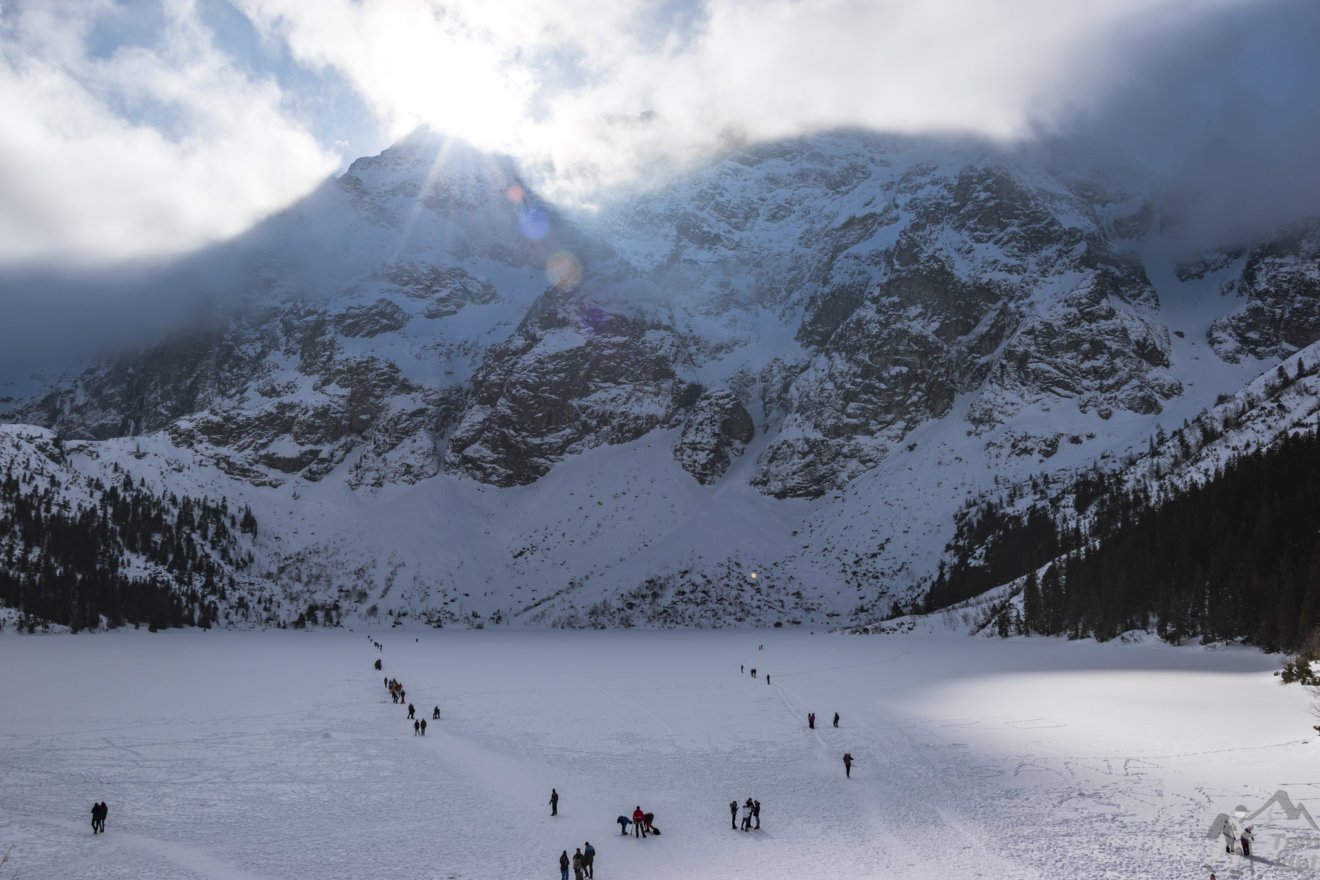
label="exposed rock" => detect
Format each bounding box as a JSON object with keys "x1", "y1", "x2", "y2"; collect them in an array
[
  {"x1": 672, "y1": 388, "x2": 755, "y2": 483},
  {"x1": 1209, "y1": 222, "x2": 1320, "y2": 362}
]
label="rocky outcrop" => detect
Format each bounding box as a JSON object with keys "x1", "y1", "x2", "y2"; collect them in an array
[
  {"x1": 672, "y1": 388, "x2": 754, "y2": 483},
  {"x1": 444, "y1": 288, "x2": 681, "y2": 485},
  {"x1": 1209, "y1": 222, "x2": 1320, "y2": 362}
]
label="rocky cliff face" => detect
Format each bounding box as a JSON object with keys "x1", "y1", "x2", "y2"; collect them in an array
[
  {"x1": 1209, "y1": 221, "x2": 1320, "y2": 362},
  {"x1": 4, "y1": 130, "x2": 1318, "y2": 629}
]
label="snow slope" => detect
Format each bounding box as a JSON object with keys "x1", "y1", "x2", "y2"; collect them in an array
[{"x1": 0, "y1": 630, "x2": 1311, "y2": 879}]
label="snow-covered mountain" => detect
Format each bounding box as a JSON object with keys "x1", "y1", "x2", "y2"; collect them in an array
[{"x1": 3, "y1": 128, "x2": 1318, "y2": 630}]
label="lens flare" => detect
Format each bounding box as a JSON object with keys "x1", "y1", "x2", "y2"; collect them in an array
[
  {"x1": 547, "y1": 251, "x2": 582, "y2": 290},
  {"x1": 505, "y1": 183, "x2": 524, "y2": 204},
  {"x1": 518, "y1": 206, "x2": 550, "y2": 241}
]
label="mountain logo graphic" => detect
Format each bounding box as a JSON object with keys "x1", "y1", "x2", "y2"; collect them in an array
[{"x1": 1206, "y1": 789, "x2": 1320, "y2": 872}]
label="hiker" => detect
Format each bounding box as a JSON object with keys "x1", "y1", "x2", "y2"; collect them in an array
[
  {"x1": 1222, "y1": 819, "x2": 1238, "y2": 854},
  {"x1": 432, "y1": 706, "x2": 440, "y2": 720},
  {"x1": 392, "y1": 691, "x2": 399, "y2": 704},
  {"x1": 91, "y1": 801, "x2": 104, "y2": 834},
  {"x1": 741, "y1": 798, "x2": 753, "y2": 831},
  {"x1": 808, "y1": 712, "x2": 815, "y2": 729},
  {"x1": 833, "y1": 712, "x2": 840, "y2": 728},
  {"x1": 413, "y1": 719, "x2": 420, "y2": 735},
  {"x1": 644, "y1": 812, "x2": 659, "y2": 835},
  {"x1": 765, "y1": 674, "x2": 770, "y2": 684},
  {"x1": 374, "y1": 658, "x2": 382, "y2": 671},
  {"x1": 420, "y1": 718, "x2": 427, "y2": 735},
  {"x1": 1241, "y1": 826, "x2": 1254, "y2": 858},
  {"x1": 550, "y1": 788, "x2": 559, "y2": 816},
  {"x1": 843, "y1": 752, "x2": 854, "y2": 778},
  {"x1": 632, "y1": 806, "x2": 646, "y2": 837},
  {"x1": 559, "y1": 849, "x2": 570, "y2": 880},
  {"x1": 753, "y1": 799, "x2": 761, "y2": 829},
  {"x1": 617, "y1": 814, "x2": 631, "y2": 835},
  {"x1": 730, "y1": 799, "x2": 738, "y2": 830},
  {"x1": 407, "y1": 703, "x2": 415, "y2": 720},
  {"x1": 572, "y1": 848, "x2": 585, "y2": 880},
  {"x1": 583, "y1": 841, "x2": 595, "y2": 878},
  {"x1": 751, "y1": 668, "x2": 757, "y2": 678},
  {"x1": 740, "y1": 664, "x2": 744, "y2": 674}
]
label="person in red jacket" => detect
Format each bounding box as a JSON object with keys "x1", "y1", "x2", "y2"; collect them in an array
[{"x1": 632, "y1": 806, "x2": 647, "y2": 837}]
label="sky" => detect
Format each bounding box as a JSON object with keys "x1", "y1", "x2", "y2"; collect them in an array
[{"x1": 1, "y1": 0, "x2": 1318, "y2": 271}]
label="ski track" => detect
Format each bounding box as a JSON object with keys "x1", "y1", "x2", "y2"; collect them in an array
[{"x1": 0, "y1": 630, "x2": 1311, "y2": 880}]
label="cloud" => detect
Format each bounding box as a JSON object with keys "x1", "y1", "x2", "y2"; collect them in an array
[
  {"x1": 233, "y1": 0, "x2": 1267, "y2": 205},
  {"x1": 1037, "y1": 0, "x2": 1320, "y2": 248},
  {"x1": 0, "y1": 0, "x2": 339, "y2": 267}
]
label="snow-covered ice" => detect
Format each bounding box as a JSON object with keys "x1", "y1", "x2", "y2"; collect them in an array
[{"x1": 0, "y1": 630, "x2": 1312, "y2": 879}]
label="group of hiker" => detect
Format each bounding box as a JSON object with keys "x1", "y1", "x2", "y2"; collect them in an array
[
  {"x1": 557, "y1": 842, "x2": 595, "y2": 880},
  {"x1": 375, "y1": 641, "x2": 440, "y2": 737},
  {"x1": 89, "y1": 801, "x2": 108, "y2": 834},
  {"x1": 617, "y1": 806, "x2": 660, "y2": 837},
  {"x1": 731, "y1": 798, "x2": 761, "y2": 831},
  {"x1": 1222, "y1": 820, "x2": 1256, "y2": 857}
]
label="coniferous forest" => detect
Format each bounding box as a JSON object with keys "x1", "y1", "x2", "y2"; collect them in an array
[
  {"x1": 0, "y1": 460, "x2": 260, "y2": 632},
  {"x1": 930, "y1": 427, "x2": 1320, "y2": 652}
]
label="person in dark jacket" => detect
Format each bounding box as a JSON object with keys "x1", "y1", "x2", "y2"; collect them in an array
[
  {"x1": 843, "y1": 752, "x2": 854, "y2": 778},
  {"x1": 572, "y1": 848, "x2": 585, "y2": 880},
  {"x1": 559, "y1": 850, "x2": 570, "y2": 880},
  {"x1": 550, "y1": 788, "x2": 559, "y2": 816},
  {"x1": 617, "y1": 814, "x2": 631, "y2": 835},
  {"x1": 808, "y1": 712, "x2": 815, "y2": 729},
  {"x1": 91, "y1": 802, "x2": 103, "y2": 833},
  {"x1": 419, "y1": 718, "x2": 427, "y2": 735},
  {"x1": 729, "y1": 799, "x2": 738, "y2": 829},
  {"x1": 413, "y1": 719, "x2": 420, "y2": 735},
  {"x1": 432, "y1": 706, "x2": 440, "y2": 720},
  {"x1": 833, "y1": 712, "x2": 840, "y2": 728},
  {"x1": 582, "y1": 841, "x2": 595, "y2": 878},
  {"x1": 753, "y1": 799, "x2": 761, "y2": 829},
  {"x1": 407, "y1": 703, "x2": 415, "y2": 720}
]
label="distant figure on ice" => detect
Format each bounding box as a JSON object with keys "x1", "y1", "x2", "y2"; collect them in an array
[
  {"x1": 808, "y1": 712, "x2": 815, "y2": 729},
  {"x1": 432, "y1": 706, "x2": 440, "y2": 720},
  {"x1": 374, "y1": 658, "x2": 382, "y2": 671},
  {"x1": 572, "y1": 847, "x2": 585, "y2": 880},
  {"x1": 1222, "y1": 819, "x2": 1238, "y2": 854},
  {"x1": 730, "y1": 799, "x2": 738, "y2": 829},
  {"x1": 741, "y1": 798, "x2": 753, "y2": 831},
  {"x1": 644, "y1": 812, "x2": 659, "y2": 835},
  {"x1": 752, "y1": 799, "x2": 761, "y2": 829},
  {"x1": 1241, "y1": 826, "x2": 1254, "y2": 858},
  {"x1": 583, "y1": 841, "x2": 595, "y2": 878},
  {"x1": 766, "y1": 674, "x2": 770, "y2": 685},
  {"x1": 413, "y1": 719, "x2": 420, "y2": 735},
  {"x1": 843, "y1": 752, "x2": 854, "y2": 778},
  {"x1": 740, "y1": 664, "x2": 744, "y2": 674},
  {"x1": 407, "y1": 703, "x2": 416, "y2": 720},
  {"x1": 91, "y1": 801, "x2": 107, "y2": 834},
  {"x1": 550, "y1": 788, "x2": 559, "y2": 816},
  {"x1": 632, "y1": 806, "x2": 647, "y2": 837},
  {"x1": 559, "y1": 849, "x2": 570, "y2": 880},
  {"x1": 833, "y1": 712, "x2": 840, "y2": 728},
  {"x1": 750, "y1": 668, "x2": 757, "y2": 678},
  {"x1": 617, "y1": 814, "x2": 631, "y2": 835},
  {"x1": 420, "y1": 718, "x2": 427, "y2": 735}
]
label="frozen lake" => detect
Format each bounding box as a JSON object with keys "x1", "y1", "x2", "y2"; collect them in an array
[{"x1": 0, "y1": 629, "x2": 1313, "y2": 879}]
